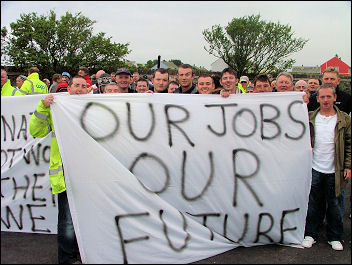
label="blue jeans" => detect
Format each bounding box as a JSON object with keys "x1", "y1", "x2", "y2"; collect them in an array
[
  {"x1": 338, "y1": 190, "x2": 345, "y2": 218},
  {"x1": 304, "y1": 169, "x2": 343, "y2": 241},
  {"x1": 57, "y1": 191, "x2": 80, "y2": 264}
]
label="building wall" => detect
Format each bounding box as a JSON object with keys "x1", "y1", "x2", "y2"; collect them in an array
[
  {"x1": 320, "y1": 57, "x2": 350, "y2": 75},
  {"x1": 291, "y1": 66, "x2": 320, "y2": 74},
  {"x1": 211, "y1": 58, "x2": 228, "y2": 72}
]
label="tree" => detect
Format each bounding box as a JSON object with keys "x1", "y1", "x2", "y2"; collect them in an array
[
  {"x1": 2, "y1": 10, "x2": 130, "y2": 77},
  {"x1": 202, "y1": 14, "x2": 308, "y2": 77},
  {"x1": 1, "y1": 27, "x2": 12, "y2": 66},
  {"x1": 145, "y1": 59, "x2": 158, "y2": 69},
  {"x1": 169, "y1": 59, "x2": 182, "y2": 67}
]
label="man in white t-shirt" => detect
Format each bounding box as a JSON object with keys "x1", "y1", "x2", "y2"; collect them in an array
[{"x1": 302, "y1": 83, "x2": 351, "y2": 251}]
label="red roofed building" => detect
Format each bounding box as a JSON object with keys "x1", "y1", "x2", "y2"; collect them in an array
[{"x1": 320, "y1": 56, "x2": 350, "y2": 75}]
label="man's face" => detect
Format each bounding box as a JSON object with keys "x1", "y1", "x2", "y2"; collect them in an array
[
  {"x1": 67, "y1": 77, "x2": 88, "y2": 95},
  {"x1": 104, "y1": 84, "x2": 119, "y2": 93},
  {"x1": 317, "y1": 87, "x2": 336, "y2": 112},
  {"x1": 110, "y1": 73, "x2": 116, "y2": 82},
  {"x1": 56, "y1": 76, "x2": 63, "y2": 84},
  {"x1": 136, "y1": 81, "x2": 149, "y2": 93},
  {"x1": 177, "y1": 67, "x2": 194, "y2": 88},
  {"x1": 322, "y1": 72, "x2": 340, "y2": 88},
  {"x1": 152, "y1": 71, "x2": 169, "y2": 92},
  {"x1": 254, "y1": 80, "x2": 271, "y2": 93},
  {"x1": 240, "y1": 80, "x2": 249, "y2": 88},
  {"x1": 276, "y1": 75, "x2": 293, "y2": 92},
  {"x1": 77, "y1": 70, "x2": 86, "y2": 77},
  {"x1": 220, "y1": 72, "x2": 237, "y2": 90},
  {"x1": 115, "y1": 74, "x2": 131, "y2": 90},
  {"x1": 62, "y1": 76, "x2": 70, "y2": 83},
  {"x1": 16, "y1": 78, "x2": 24, "y2": 88},
  {"x1": 197, "y1": 77, "x2": 214, "y2": 94},
  {"x1": 168, "y1": 83, "x2": 179, "y2": 93},
  {"x1": 294, "y1": 81, "x2": 308, "y2": 92},
  {"x1": 307, "y1": 78, "x2": 319, "y2": 92},
  {"x1": 1, "y1": 70, "x2": 8, "y2": 87},
  {"x1": 132, "y1": 73, "x2": 140, "y2": 82}
]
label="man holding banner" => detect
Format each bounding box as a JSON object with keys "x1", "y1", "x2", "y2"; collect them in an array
[{"x1": 29, "y1": 75, "x2": 88, "y2": 264}]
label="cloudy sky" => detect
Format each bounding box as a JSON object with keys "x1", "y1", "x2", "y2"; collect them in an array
[{"x1": 1, "y1": 1, "x2": 351, "y2": 70}]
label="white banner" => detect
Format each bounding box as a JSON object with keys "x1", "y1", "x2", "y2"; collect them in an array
[
  {"x1": 1, "y1": 95, "x2": 58, "y2": 234},
  {"x1": 48, "y1": 92, "x2": 312, "y2": 264}
]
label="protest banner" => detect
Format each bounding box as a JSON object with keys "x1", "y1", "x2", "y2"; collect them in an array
[
  {"x1": 1, "y1": 95, "x2": 58, "y2": 234},
  {"x1": 47, "y1": 92, "x2": 312, "y2": 263}
]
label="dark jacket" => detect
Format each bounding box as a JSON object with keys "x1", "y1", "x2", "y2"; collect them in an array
[
  {"x1": 309, "y1": 105, "x2": 351, "y2": 196},
  {"x1": 174, "y1": 83, "x2": 197, "y2": 94}
]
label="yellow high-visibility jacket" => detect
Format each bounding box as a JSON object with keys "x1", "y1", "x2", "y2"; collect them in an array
[
  {"x1": 237, "y1": 83, "x2": 247, "y2": 94},
  {"x1": 29, "y1": 99, "x2": 65, "y2": 194},
  {"x1": 17, "y1": 73, "x2": 48, "y2": 95},
  {"x1": 1, "y1": 79, "x2": 16, "y2": 96}
]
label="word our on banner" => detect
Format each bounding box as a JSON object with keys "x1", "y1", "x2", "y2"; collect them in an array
[
  {"x1": 51, "y1": 92, "x2": 312, "y2": 264},
  {"x1": 1, "y1": 95, "x2": 58, "y2": 234}
]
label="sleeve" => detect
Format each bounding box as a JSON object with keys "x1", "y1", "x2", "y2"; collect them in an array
[
  {"x1": 12, "y1": 88, "x2": 26, "y2": 96},
  {"x1": 29, "y1": 99, "x2": 52, "y2": 138},
  {"x1": 344, "y1": 115, "x2": 351, "y2": 169}
]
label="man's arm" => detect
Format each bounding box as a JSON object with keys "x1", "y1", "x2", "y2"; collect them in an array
[
  {"x1": 29, "y1": 94, "x2": 54, "y2": 138},
  {"x1": 344, "y1": 115, "x2": 351, "y2": 180}
]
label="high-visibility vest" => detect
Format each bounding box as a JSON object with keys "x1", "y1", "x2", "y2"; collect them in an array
[
  {"x1": 17, "y1": 73, "x2": 48, "y2": 95},
  {"x1": 11, "y1": 76, "x2": 34, "y2": 96},
  {"x1": 1, "y1": 79, "x2": 16, "y2": 96},
  {"x1": 29, "y1": 100, "x2": 65, "y2": 194},
  {"x1": 237, "y1": 83, "x2": 247, "y2": 94}
]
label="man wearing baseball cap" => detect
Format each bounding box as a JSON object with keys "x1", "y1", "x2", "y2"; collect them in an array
[
  {"x1": 238, "y1": 75, "x2": 249, "y2": 94},
  {"x1": 61, "y1": 72, "x2": 71, "y2": 83},
  {"x1": 115, "y1": 68, "x2": 134, "y2": 93}
]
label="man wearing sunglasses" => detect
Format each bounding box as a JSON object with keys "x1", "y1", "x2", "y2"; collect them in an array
[{"x1": 238, "y1": 75, "x2": 249, "y2": 94}]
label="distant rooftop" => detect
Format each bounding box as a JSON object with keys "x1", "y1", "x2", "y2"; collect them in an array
[{"x1": 291, "y1": 66, "x2": 320, "y2": 73}]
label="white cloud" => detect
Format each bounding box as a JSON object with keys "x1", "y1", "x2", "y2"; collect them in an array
[{"x1": 1, "y1": 1, "x2": 351, "y2": 69}]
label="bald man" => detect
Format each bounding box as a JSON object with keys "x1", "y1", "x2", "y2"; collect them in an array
[
  {"x1": 92, "y1": 69, "x2": 106, "y2": 94},
  {"x1": 294, "y1": 80, "x2": 308, "y2": 92},
  {"x1": 294, "y1": 79, "x2": 309, "y2": 104}
]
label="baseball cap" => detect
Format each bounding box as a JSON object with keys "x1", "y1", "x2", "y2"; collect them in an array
[
  {"x1": 115, "y1": 68, "x2": 132, "y2": 76},
  {"x1": 62, "y1": 72, "x2": 71, "y2": 78},
  {"x1": 56, "y1": 82, "x2": 68, "y2": 93},
  {"x1": 240, "y1": 76, "x2": 249, "y2": 83}
]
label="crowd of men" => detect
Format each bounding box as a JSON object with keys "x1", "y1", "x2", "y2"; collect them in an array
[
  {"x1": 1, "y1": 64, "x2": 351, "y2": 263},
  {"x1": 1, "y1": 64, "x2": 351, "y2": 113}
]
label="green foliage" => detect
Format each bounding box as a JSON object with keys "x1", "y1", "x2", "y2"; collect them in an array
[
  {"x1": 81, "y1": 32, "x2": 129, "y2": 73},
  {"x1": 137, "y1": 63, "x2": 148, "y2": 70},
  {"x1": 145, "y1": 59, "x2": 158, "y2": 69},
  {"x1": 203, "y1": 14, "x2": 308, "y2": 77},
  {"x1": 169, "y1": 59, "x2": 182, "y2": 66},
  {"x1": 192, "y1": 65, "x2": 208, "y2": 73},
  {"x1": 1, "y1": 27, "x2": 10, "y2": 65},
  {"x1": 3, "y1": 10, "x2": 130, "y2": 77}
]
